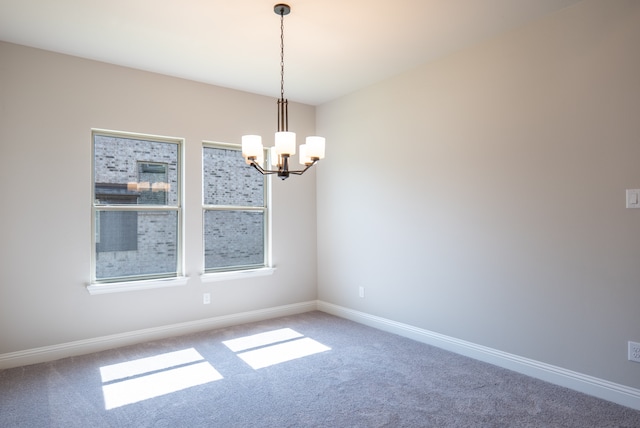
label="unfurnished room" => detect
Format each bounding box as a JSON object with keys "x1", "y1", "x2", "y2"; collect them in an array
[{"x1": 1, "y1": 0, "x2": 639, "y2": 426}]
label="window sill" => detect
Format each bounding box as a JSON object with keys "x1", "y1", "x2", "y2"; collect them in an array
[
  {"x1": 200, "y1": 267, "x2": 276, "y2": 283},
  {"x1": 86, "y1": 276, "x2": 189, "y2": 295}
]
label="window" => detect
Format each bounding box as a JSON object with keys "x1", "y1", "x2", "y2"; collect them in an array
[
  {"x1": 92, "y1": 130, "x2": 183, "y2": 283},
  {"x1": 202, "y1": 142, "x2": 269, "y2": 273}
]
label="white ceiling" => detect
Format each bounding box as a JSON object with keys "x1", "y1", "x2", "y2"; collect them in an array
[{"x1": 0, "y1": 0, "x2": 582, "y2": 105}]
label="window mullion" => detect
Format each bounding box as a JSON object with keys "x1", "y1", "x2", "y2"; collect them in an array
[
  {"x1": 95, "y1": 205, "x2": 180, "y2": 212},
  {"x1": 202, "y1": 205, "x2": 265, "y2": 212}
]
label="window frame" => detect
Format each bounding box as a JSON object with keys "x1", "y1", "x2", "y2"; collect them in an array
[
  {"x1": 90, "y1": 129, "x2": 185, "y2": 287},
  {"x1": 201, "y1": 141, "x2": 272, "y2": 275}
]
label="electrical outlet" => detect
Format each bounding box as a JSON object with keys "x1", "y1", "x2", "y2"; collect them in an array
[
  {"x1": 359, "y1": 286, "x2": 365, "y2": 298},
  {"x1": 203, "y1": 293, "x2": 211, "y2": 305},
  {"x1": 628, "y1": 341, "x2": 640, "y2": 363}
]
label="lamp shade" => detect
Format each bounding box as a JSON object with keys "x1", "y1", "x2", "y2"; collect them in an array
[
  {"x1": 275, "y1": 131, "x2": 296, "y2": 156},
  {"x1": 270, "y1": 146, "x2": 282, "y2": 168},
  {"x1": 242, "y1": 135, "x2": 263, "y2": 161},
  {"x1": 305, "y1": 136, "x2": 325, "y2": 159},
  {"x1": 298, "y1": 144, "x2": 313, "y2": 166}
]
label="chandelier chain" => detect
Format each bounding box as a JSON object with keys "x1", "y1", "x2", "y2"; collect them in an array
[{"x1": 280, "y1": 9, "x2": 285, "y2": 101}]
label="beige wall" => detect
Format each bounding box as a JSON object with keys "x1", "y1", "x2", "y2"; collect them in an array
[
  {"x1": 0, "y1": 41, "x2": 318, "y2": 354},
  {"x1": 316, "y1": 0, "x2": 640, "y2": 389},
  {"x1": 1, "y1": 0, "x2": 639, "y2": 397}
]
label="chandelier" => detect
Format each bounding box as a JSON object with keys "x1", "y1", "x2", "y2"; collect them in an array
[{"x1": 241, "y1": 3, "x2": 326, "y2": 180}]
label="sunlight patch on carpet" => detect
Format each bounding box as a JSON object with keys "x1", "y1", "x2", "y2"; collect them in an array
[
  {"x1": 223, "y1": 328, "x2": 331, "y2": 369},
  {"x1": 100, "y1": 348, "x2": 222, "y2": 410},
  {"x1": 222, "y1": 328, "x2": 303, "y2": 352}
]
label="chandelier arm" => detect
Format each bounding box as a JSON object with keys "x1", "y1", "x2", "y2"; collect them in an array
[
  {"x1": 248, "y1": 159, "x2": 317, "y2": 177},
  {"x1": 249, "y1": 161, "x2": 278, "y2": 175},
  {"x1": 281, "y1": 161, "x2": 318, "y2": 175}
]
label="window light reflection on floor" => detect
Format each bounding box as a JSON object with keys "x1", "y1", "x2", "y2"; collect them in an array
[
  {"x1": 222, "y1": 328, "x2": 303, "y2": 352},
  {"x1": 100, "y1": 348, "x2": 222, "y2": 410},
  {"x1": 223, "y1": 328, "x2": 331, "y2": 370}
]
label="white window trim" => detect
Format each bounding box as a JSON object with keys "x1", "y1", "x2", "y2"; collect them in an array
[
  {"x1": 91, "y1": 129, "x2": 185, "y2": 286},
  {"x1": 200, "y1": 267, "x2": 276, "y2": 283},
  {"x1": 86, "y1": 276, "x2": 189, "y2": 295}
]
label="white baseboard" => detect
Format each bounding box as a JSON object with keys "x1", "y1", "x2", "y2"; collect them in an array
[
  {"x1": 0, "y1": 301, "x2": 317, "y2": 370},
  {"x1": 317, "y1": 301, "x2": 640, "y2": 411},
  {"x1": 3, "y1": 299, "x2": 639, "y2": 411}
]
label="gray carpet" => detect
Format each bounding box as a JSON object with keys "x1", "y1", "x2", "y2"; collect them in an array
[{"x1": 1, "y1": 311, "x2": 639, "y2": 427}]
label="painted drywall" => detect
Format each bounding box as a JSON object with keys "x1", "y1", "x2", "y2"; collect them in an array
[
  {"x1": 316, "y1": 0, "x2": 640, "y2": 389},
  {"x1": 0, "y1": 41, "x2": 318, "y2": 354}
]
